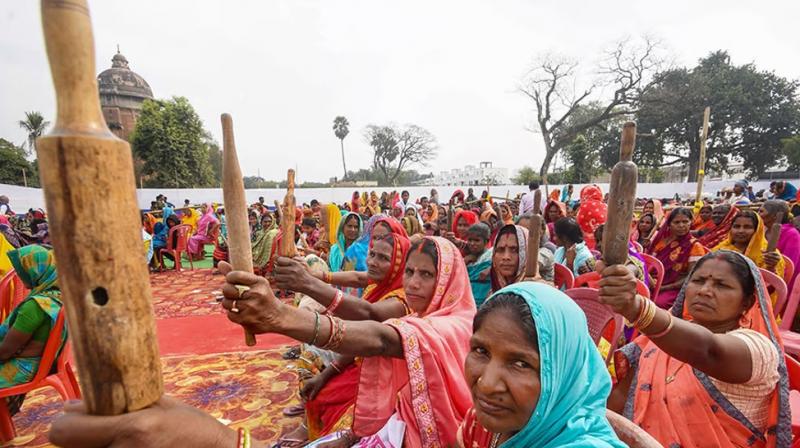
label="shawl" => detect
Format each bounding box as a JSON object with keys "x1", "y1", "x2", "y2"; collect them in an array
[
  {"x1": 423, "y1": 204, "x2": 439, "y2": 224},
  {"x1": 323, "y1": 204, "x2": 342, "y2": 247},
  {"x1": 329, "y1": 212, "x2": 363, "y2": 273},
  {"x1": 549, "y1": 188, "x2": 561, "y2": 202},
  {"x1": 630, "y1": 213, "x2": 658, "y2": 247},
  {"x1": 691, "y1": 206, "x2": 715, "y2": 232},
  {"x1": 402, "y1": 216, "x2": 422, "y2": 236},
  {"x1": 644, "y1": 199, "x2": 665, "y2": 225},
  {"x1": 353, "y1": 237, "x2": 476, "y2": 448},
  {"x1": 559, "y1": 188, "x2": 572, "y2": 204},
  {"x1": 715, "y1": 213, "x2": 785, "y2": 279},
  {"x1": 0, "y1": 216, "x2": 22, "y2": 249},
  {"x1": 647, "y1": 212, "x2": 700, "y2": 286},
  {"x1": 490, "y1": 224, "x2": 528, "y2": 292},
  {"x1": 468, "y1": 248, "x2": 493, "y2": 308},
  {"x1": 251, "y1": 215, "x2": 278, "y2": 268},
  {"x1": 196, "y1": 203, "x2": 219, "y2": 236},
  {"x1": 362, "y1": 224, "x2": 411, "y2": 304},
  {"x1": 181, "y1": 207, "x2": 200, "y2": 234},
  {"x1": 616, "y1": 251, "x2": 791, "y2": 448},
  {"x1": 392, "y1": 205, "x2": 404, "y2": 219},
  {"x1": 461, "y1": 283, "x2": 625, "y2": 448},
  {"x1": 577, "y1": 185, "x2": 607, "y2": 250},
  {"x1": 698, "y1": 205, "x2": 738, "y2": 249},
  {"x1": 452, "y1": 210, "x2": 479, "y2": 239},
  {"x1": 351, "y1": 192, "x2": 361, "y2": 214},
  {"x1": 344, "y1": 215, "x2": 379, "y2": 273},
  {"x1": 544, "y1": 200, "x2": 567, "y2": 224},
  {"x1": 450, "y1": 189, "x2": 465, "y2": 204}
]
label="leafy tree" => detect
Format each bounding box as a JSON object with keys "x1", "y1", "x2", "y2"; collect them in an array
[
  {"x1": 562, "y1": 135, "x2": 600, "y2": 183},
  {"x1": 333, "y1": 116, "x2": 350, "y2": 180},
  {"x1": 637, "y1": 51, "x2": 800, "y2": 180},
  {"x1": 511, "y1": 166, "x2": 541, "y2": 185},
  {"x1": 242, "y1": 176, "x2": 278, "y2": 189},
  {"x1": 17, "y1": 111, "x2": 49, "y2": 156},
  {"x1": 206, "y1": 136, "x2": 222, "y2": 186},
  {"x1": 519, "y1": 37, "x2": 663, "y2": 184},
  {"x1": 130, "y1": 97, "x2": 216, "y2": 188},
  {"x1": 364, "y1": 124, "x2": 438, "y2": 186},
  {"x1": 783, "y1": 136, "x2": 800, "y2": 169},
  {"x1": 0, "y1": 138, "x2": 37, "y2": 186}
]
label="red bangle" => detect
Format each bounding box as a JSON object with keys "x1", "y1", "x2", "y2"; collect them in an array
[{"x1": 325, "y1": 290, "x2": 344, "y2": 315}]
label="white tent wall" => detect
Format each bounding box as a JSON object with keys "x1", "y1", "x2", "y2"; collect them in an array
[{"x1": 3, "y1": 180, "x2": 795, "y2": 214}]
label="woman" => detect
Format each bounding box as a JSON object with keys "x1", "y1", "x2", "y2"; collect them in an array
[
  {"x1": 642, "y1": 199, "x2": 664, "y2": 225},
  {"x1": 760, "y1": 200, "x2": 800, "y2": 287},
  {"x1": 0, "y1": 216, "x2": 22, "y2": 249},
  {"x1": 699, "y1": 204, "x2": 739, "y2": 249},
  {"x1": 350, "y1": 191, "x2": 361, "y2": 214},
  {"x1": 328, "y1": 213, "x2": 363, "y2": 273},
  {"x1": 402, "y1": 212, "x2": 422, "y2": 237},
  {"x1": 391, "y1": 204, "x2": 404, "y2": 220},
  {"x1": 714, "y1": 211, "x2": 785, "y2": 279},
  {"x1": 605, "y1": 251, "x2": 790, "y2": 447},
  {"x1": 458, "y1": 283, "x2": 625, "y2": 447},
  {"x1": 423, "y1": 203, "x2": 439, "y2": 224},
  {"x1": 251, "y1": 213, "x2": 278, "y2": 271},
  {"x1": 180, "y1": 206, "x2": 201, "y2": 235},
  {"x1": 691, "y1": 204, "x2": 715, "y2": 234},
  {"x1": 489, "y1": 224, "x2": 528, "y2": 294},
  {"x1": 553, "y1": 217, "x2": 595, "y2": 277},
  {"x1": 152, "y1": 207, "x2": 181, "y2": 254},
  {"x1": 1, "y1": 245, "x2": 65, "y2": 414},
  {"x1": 480, "y1": 207, "x2": 500, "y2": 247},
  {"x1": 187, "y1": 203, "x2": 220, "y2": 260},
  {"x1": 630, "y1": 213, "x2": 657, "y2": 249},
  {"x1": 576, "y1": 185, "x2": 607, "y2": 250},
  {"x1": 647, "y1": 207, "x2": 709, "y2": 309},
  {"x1": 446, "y1": 209, "x2": 480, "y2": 255},
  {"x1": 544, "y1": 200, "x2": 567, "y2": 244}
]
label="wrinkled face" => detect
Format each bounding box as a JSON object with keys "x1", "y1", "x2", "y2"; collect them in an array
[
  {"x1": 456, "y1": 216, "x2": 470, "y2": 237},
  {"x1": 465, "y1": 309, "x2": 541, "y2": 435},
  {"x1": 366, "y1": 239, "x2": 393, "y2": 283},
  {"x1": 547, "y1": 204, "x2": 561, "y2": 222},
  {"x1": 638, "y1": 215, "x2": 654, "y2": 234},
  {"x1": 699, "y1": 207, "x2": 713, "y2": 221},
  {"x1": 713, "y1": 206, "x2": 730, "y2": 225},
  {"x1": 467, "y1": 235, "x2": 487, "y2": 255},
  {"x1": 670, "y1": 214, "x2": 691, "y2": 237},
  {"x1": 343, "y1": 217, "x2": 360, "y2": 241},
  {"x1": 731, "y1": 216, "x2": 756, "y2": 247},
  {"x1": 493, "y1": 233, "x2": 520, "y2": 279},
  {"x1": 685, "y1": 258, "x2": 749, "y2": 327},
  {"x1": 403, "y1": 251, "x2": 438, "y2": 314}
]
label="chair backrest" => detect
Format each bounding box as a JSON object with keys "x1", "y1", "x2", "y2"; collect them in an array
[
  {"x1": 564, "y1": 287, "x2": 623, "y2": 363},
  {"x1": 553, "y1": 263, "x2": 574, "y2": 290},
  {"x1": 167, "y1": 225, "x2": 192, "y2": 252},
  {"x1": 29, "y1": 310, "x2": 66, "y2": 385},
  {"x1": 639, "y1": 253, "x2": 664, "y2": 298},
  {"x1": 0, "y1": 270, "x2": 14, "y2": 320},
  {"x1": 606, "y1": 410, "x2": 662, "y2": 447},
  {"x1": 783, "y1": 254, "x2": 795, "y2": 286},
  {"x1": 207, "y1": 222, "x2": 220, "y2": 241},
  {"x1": 761, "y1": 268, "x2": 789, "y2": 318},
  {"x1": 781, "y1": 274, "x2": 800, "y2": 331},
  {"x1": 574, "y1": 271, "x2": 650, "y2": 298}
]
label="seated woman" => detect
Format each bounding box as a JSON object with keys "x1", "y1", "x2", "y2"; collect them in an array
[
  {"x1": 445, "y1": 209, "x2": 479, "y2": 255},
  {"x1": 329, "y1": 213, "x2": 363, "y2": 273},
  {"x1": 647, "y1": 207, "x2": 709, "y2": 309},
  {"x1": 760, "y1": 200, "x2": 800, "y2": 287},
  {"x1": 1, "y1": 245, "x2": 65, "y2": 415},
  {"x1": 630, "y1": 212, "x2": 657, "y2": 250},
  {"x1": 714, "y1": 210, "x2": 784, "y2": 279},
  {"x1": 605, "y1": 251, "x2": 790, "y2": 447},
  {"x1": 251, "y1": 213, "x2": 278, "y2": 273},
  {"x1": 187, "y1": 203, "x2": 220, "y2": 260},
  {"x1": 691, "y1": 204, "x2": 715, "y2": 236},
  {"x1": 151, "y1": 208, "x2": 182, "y2": 265},
  {"x1": 552, "y1": 217, "x2": 595, "y2": 277},
  {"x1": 459, "y1": 283, "x2": 625, "y2": 447},
  {"x1": 463, "y1": 223, "x2": 493, "y2": 306},
  {"x1": 180, "y1": 206, "x2": 201, "y2": 235},
  {"x1": 544, "y1": 200, "x2": 567, "y2": 245},
  {"x1": 641, "y1": 199, "x2": 664, "y2": 225}
]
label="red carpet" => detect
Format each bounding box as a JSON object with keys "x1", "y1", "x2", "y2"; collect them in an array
[{"x1": 157, "y1": 314, "x2": 295, "y2": 356}]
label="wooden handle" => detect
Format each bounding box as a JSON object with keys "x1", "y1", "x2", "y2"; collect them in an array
[
  {"x1": 602, "y1": 122, "x2": 638, "y2": 266},
  {"x1": 38, "y1": 0, "x2": 162, "y2": 415},
  {"x1": 221, "y1": 114, "x2": 256, "y2": 346},
  {"x1": 279, "y1": 170, "x2": 297, "y2": 257},
  {"x1": 533, "y1": 189, "x2": 542, "y2": 215},
  {"x1": 447, "y1": 205, "x2": 454, "y2": 232},
  {"x1": 766, "y1": 212, "x2": 783, "y2": 252},
  {"x1": 525, "y1": 215, "x2": 543, "y2": 278}
]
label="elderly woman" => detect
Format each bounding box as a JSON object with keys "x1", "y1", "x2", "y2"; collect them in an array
[
  {"x1": 187, "y1": 203, "x2": 220, "y2": 260},
  {"x1": 605, "y1": 251, "x2": 790, "y2": 447}
]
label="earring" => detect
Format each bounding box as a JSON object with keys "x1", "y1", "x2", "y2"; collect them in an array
[
  {"x1": 739, "y1": 313, "x2": 752, "y2": 329},
  {"x1": 477, "y1": 377, "x2": 482, "y2": 383}
]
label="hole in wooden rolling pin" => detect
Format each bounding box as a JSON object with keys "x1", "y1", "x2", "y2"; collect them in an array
[{"x1": 92, "y1": 287, "x2": 109, "y2": 306}]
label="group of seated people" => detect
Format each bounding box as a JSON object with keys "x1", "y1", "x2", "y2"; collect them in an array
[{"x1": 45, "y1": 182, "x2": 800, "y2": 448}]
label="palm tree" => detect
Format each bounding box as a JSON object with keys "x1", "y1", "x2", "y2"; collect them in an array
[
  {"x1": 18, "y1": 111, "x2": 50, "y2": 156},
  {"x1": 333, "y1": 116, "x2": 350, "y2": 180}
]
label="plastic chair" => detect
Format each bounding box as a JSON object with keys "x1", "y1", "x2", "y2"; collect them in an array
[
  {"x1": 564, "y1": 287, "x2": 623, "y2": 364},
  {"x1": 553, "y1": 263, "x2": 574, "y2": 290},
  {"x1": 606, "y1": 410, "x2": 662, "y2": 447},
  {"x1": 639, "y1": 253, "x2": 664, "y2": 299},
  {"x1": 0, "y1": 310, "x2": 79, "y2": 442},
  {"x1": 0, "y1": 270, "x2": 27, "y2": 321},
  {"x1": 573, "y1": 271, "x2": 651, "y2": 298},
  {"x1": 203, "y1": 222, "x2": 221, "y2": 255},
  {"x1": 761, "y1": 268, "x2": 789, "y2": 319},
  {"x1": 779, "y1": 275, "x2": 800, "y2": 357},
  {"x1": 157, "y1": 224, "x2": 193, "y2": 272},
  {"x1": 786, "y1": 355, "x2": 800, "y2": 444},
  {"x1": 784, "y1": 254, "x2": 795, "y2": 286}
]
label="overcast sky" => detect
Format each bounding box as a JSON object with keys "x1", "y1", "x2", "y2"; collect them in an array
[{"x1": 2, "y1": 0, "x2": 798, "y2": 183}]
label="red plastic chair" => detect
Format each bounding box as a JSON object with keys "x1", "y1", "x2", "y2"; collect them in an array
[
  {"x1": 564, "y1": 287, "x2": 623, "y2": 364},
  {"x1": 157, "y1": 224, "x2": 193, "y2": 272},
  {"x1": 779, "y1": 275, "x2": 800, "y2": 357},
  {"x1": 553, "y1": 263, "x2": 574, "y2": 290},
  {"x1": 0, "y1": 310, "x2": 79, "y2": 442},
  {"x1": 784, "y1": 254, "x2": 795, "y2": 287},
  {"x1": 761, "y1": 268, "x2": 789, "y2": 319},
  {"x1": 786, "y1": 355, "x2": 800, "y2": 445},
  {"x1": 0, "y1": 270, "x2": 27, "y2": 321},
  {"x1": 639, "y1": 253, "x2": 664, "y2": 299},
  {"x1": 574, "y1": 271, "x2": 651, "y2": 298}
]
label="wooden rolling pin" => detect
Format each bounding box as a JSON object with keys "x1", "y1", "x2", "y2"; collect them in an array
[
  {"x1": 37, "y1": 0, "x2": 162, "y2": 415},
  {"x1": 221, "y1": 113, "x2": 257, "y2": 346},
  {"x1": 279, "y1": 170, "x2": 297, "y2": 258},
  {"x1": 602, "y1": 122, "x2": 638, "y2": 266}
]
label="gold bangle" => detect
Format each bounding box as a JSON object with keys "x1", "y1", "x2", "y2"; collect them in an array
[
  {"x1": 635, "y1": 298, "x2": 657, "y2": 331},
  {"x1": 646, "y1": 311, "x2": 674, "y2": 338}
]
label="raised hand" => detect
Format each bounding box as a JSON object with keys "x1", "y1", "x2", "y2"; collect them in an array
[
  {"x1": 273, "y1": 256, "x2": 315, "y2": 293},
  {"x1": 219, "y1": 261, "x2": 285, "y2": 335},
  {"x1": 597, "y1": 264, "x2": 641, "y2": 321},
  {"x1": 762, "y1": 251, "x2": 781, "y2": 272}
]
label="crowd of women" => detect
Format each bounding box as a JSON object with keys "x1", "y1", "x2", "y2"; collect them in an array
[{"x1": 3, "y1": 181, "x2": 800, "y2": 447}]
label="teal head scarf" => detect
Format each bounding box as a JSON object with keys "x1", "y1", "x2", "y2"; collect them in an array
[
  {"x1": 328, "y1": 212, "x2": 363, "y2": 272},
  {"x1": 486, "y1": 282, "x2": 624, "y2": 448}
]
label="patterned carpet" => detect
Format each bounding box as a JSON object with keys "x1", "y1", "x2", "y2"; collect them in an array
[{"x1": 6, "y1": 264, "x2": 302, "y2": 447}]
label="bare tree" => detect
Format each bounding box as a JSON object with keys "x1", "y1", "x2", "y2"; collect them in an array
[
  {"x1": 365, "y1": 124, "x2": 438, "y2": 186},
  {"x1": 519, "y1": 37, "x2": 664, "y2": 184}
]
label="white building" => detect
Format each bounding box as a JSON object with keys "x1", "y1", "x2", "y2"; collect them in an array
[{"x1": 433, "y1": 162, "x2": 510, "y2": 186}]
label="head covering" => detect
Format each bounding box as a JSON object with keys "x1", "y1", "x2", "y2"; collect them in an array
[
  {"x1": 483, "y1": 283, "x2": 625, "y2": 448},
  {"x1": 577, "y1": 186, "x2": 607, "y2": 250},
  {"x1": 544, "y1": 200, "x2": 567, "y2": 224},
  {"x1": 698, "y1": 205, "x2": 738, "y2": 248},
  {"x1": 630, "y1": 212, "x2": 658, "y2": 245},
  {"x1": 391, "y1": 204, "x2": 404, "y2": 219},
  {"x1": 329, "y1": 212, "x2": 363, "y2": 272},
  {"x1": 714, "y1": 212, "x2": 786, "y2": 277},
  {"x1": 450, "y1": 189, "x2": 465, "y2": 204},
  {"x1": 734, "y1": 179, "x2": 748, "y2": 190},
  {"x1": 691, "y1": 205, "x2": 715, "y2": 232},
  {"x1": 401, "y1": 215, "x2": 422, "y2": 236},
  {"x1": 161, "y1": 206, "x2": 175, "y2": 224},
  {"x1": 323, "y1": 204, "x2": 342, "y2": 247},
  {"x1": 549, "y1": 189, "x2": 561, "y2": 202},
  {"x1": 8, "y1": 245, "x2": 58, "y2": 297},
  {"x1": 647, "y1": 209, "x2": 697, "y2": 287},
  {"x1": 344, "y1": 215, "x2": 382, "y2": 273},
  {"x1": 645, "y1": 199, "x2": 665, "y2": 224},
  {"x1": 617, "y1": 251, "x2": 791, "y2": 447},
  {"x1": 490, "y1": 224, "x2": 528, "y2": 292},
  {"x1": 452, "y1": 210, "x2": 479, "y2": 238},
  {"x1": 362, "y1": 225, "x2": 411, "y2": 304},
  {"x1": 196, "y1": 202, "x2": 219, "y2": 233},
  {"x1": 423, "y1": 203, "x2": 439, "y2": 224},
  {"x1": 354, "y1": 237, "x2": 476, "y2": 447}
]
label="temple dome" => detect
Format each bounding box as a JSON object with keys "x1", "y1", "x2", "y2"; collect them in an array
[{"x1": 97, "y1": 50, "x2": 153, "y2": 100}]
